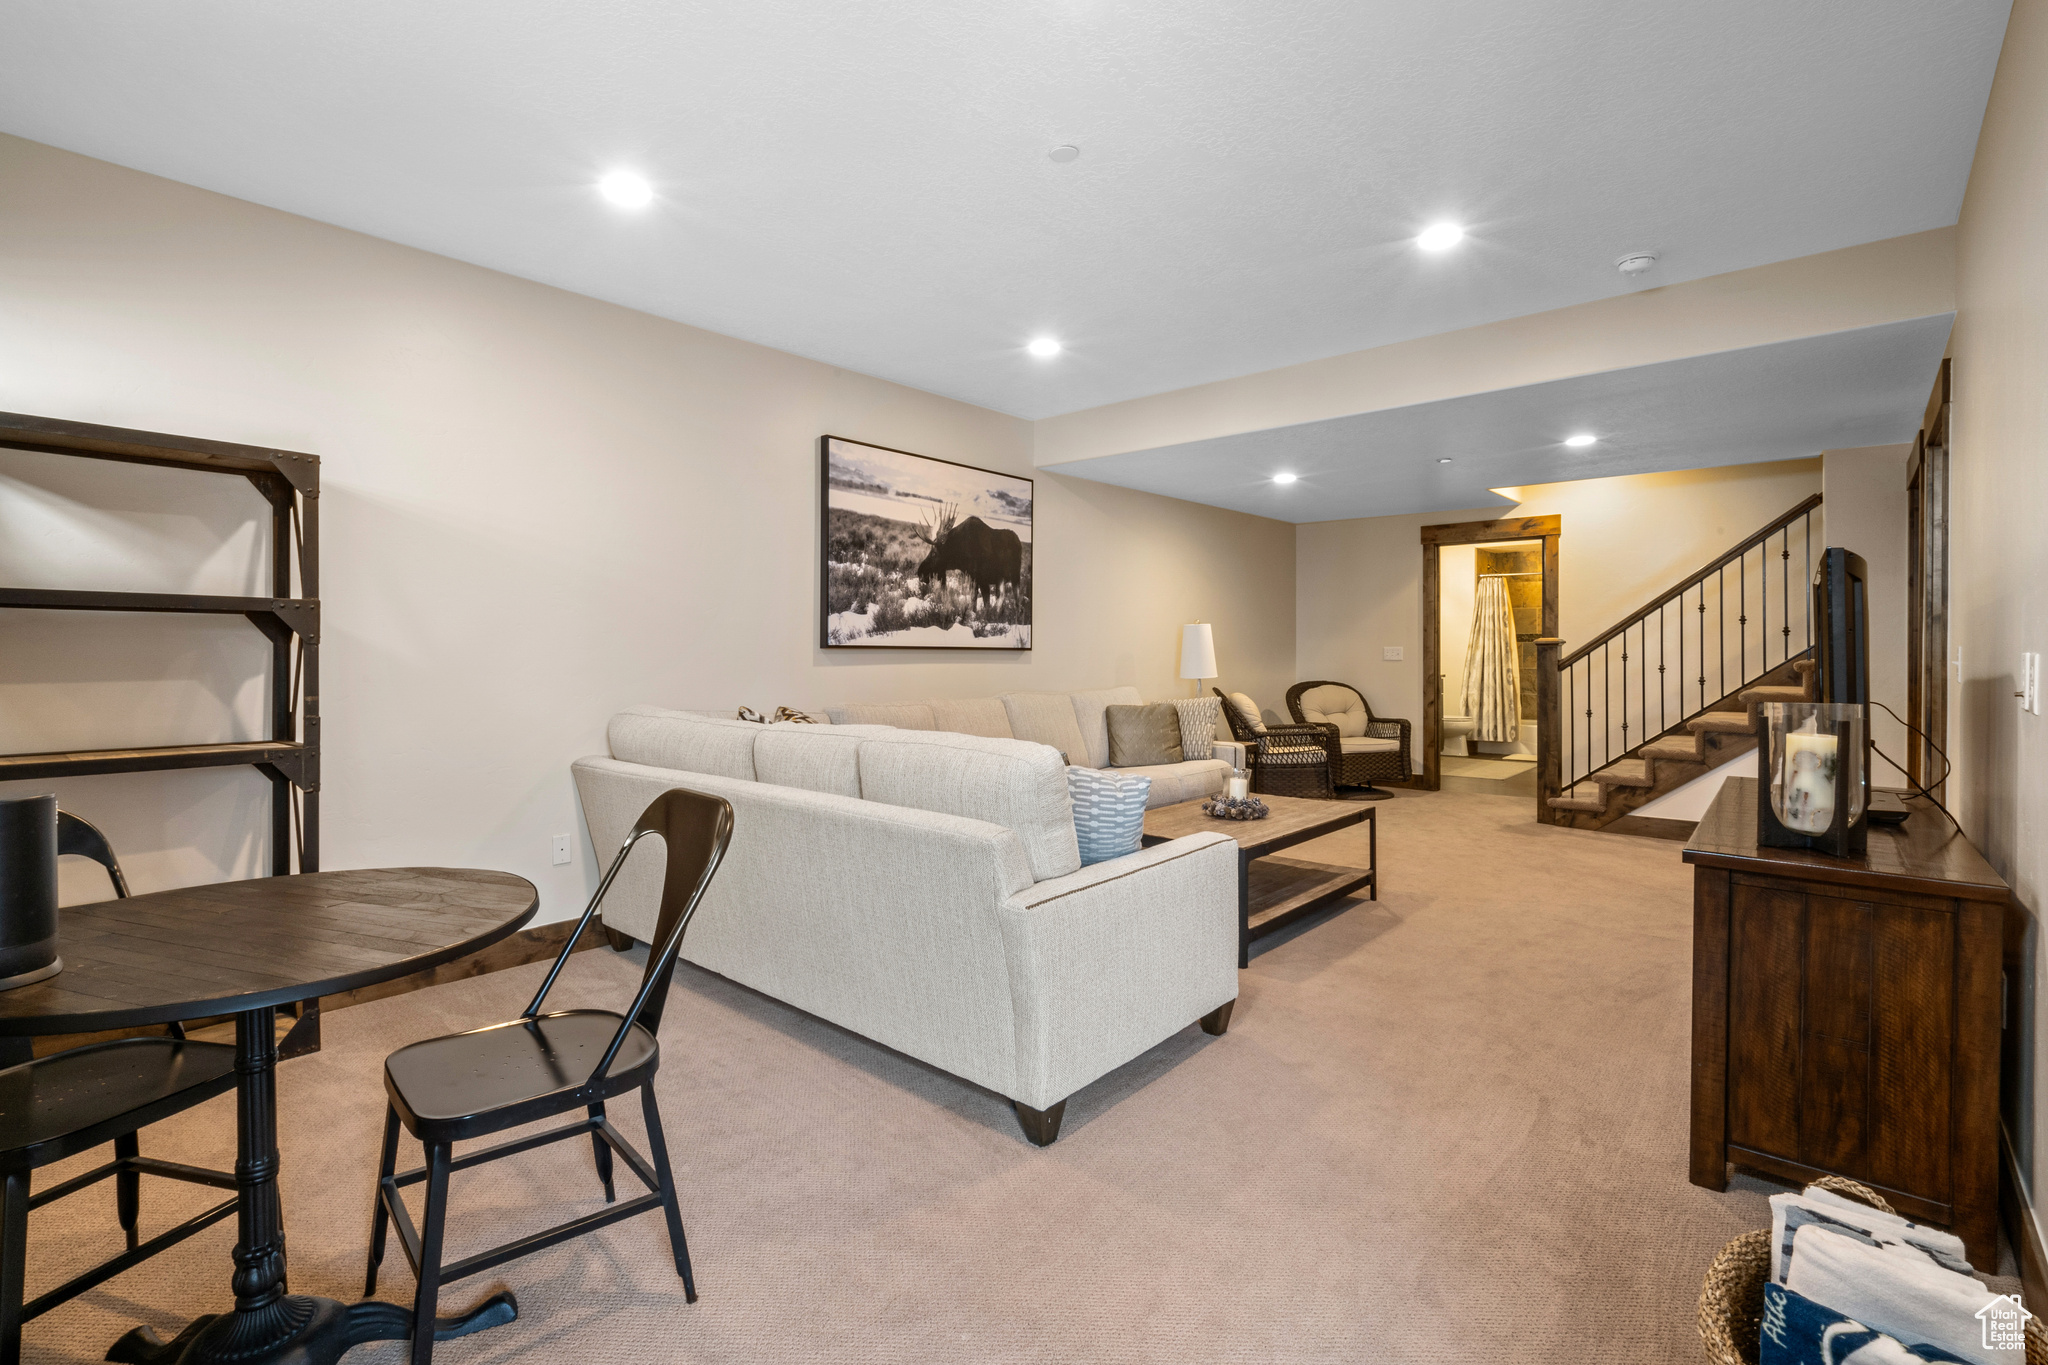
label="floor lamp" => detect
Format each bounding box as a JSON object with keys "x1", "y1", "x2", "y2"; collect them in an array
[{"x1": 1181, "y1": 622, "x2": 1217, "y2": 699}]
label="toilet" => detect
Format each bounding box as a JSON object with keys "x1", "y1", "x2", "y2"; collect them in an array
[{"x1": 1442, "y1": 715, "x2": 1476, "y2": 756}]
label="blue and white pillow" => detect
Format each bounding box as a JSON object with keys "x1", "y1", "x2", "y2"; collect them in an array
[{"x1": 1066, "y1": 767, "x2": 1151, "y2": 866}]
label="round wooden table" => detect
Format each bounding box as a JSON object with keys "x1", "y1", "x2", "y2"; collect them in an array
[{"x1": 0, "y1": 867, "x2": 537, "y2": 1365}]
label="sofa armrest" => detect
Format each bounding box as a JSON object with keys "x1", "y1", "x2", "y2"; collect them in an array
[
  {"x1": 995, "y1": 833, "x2": 1239, "y2": 1109},
  {"x1": 1213, "y1": 738, "x2": 1247, "y2": 768}
]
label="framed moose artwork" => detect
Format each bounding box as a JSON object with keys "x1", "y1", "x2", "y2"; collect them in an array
[{"x1": 819, "y1": 435, "x2": 1033, "y2": 649}]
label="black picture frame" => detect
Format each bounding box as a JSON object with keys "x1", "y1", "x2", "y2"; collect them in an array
[{"x1": 819, "y1": 435, "x2": 1034, "y2": 651}]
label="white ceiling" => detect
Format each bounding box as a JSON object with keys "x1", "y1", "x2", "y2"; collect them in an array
[
  {"x1": 1039, "y1": 315, "x2": 1955, "y2": 522},
  {"x1": 0, "y1": 2, "x2": 2009, "y2": 420}
]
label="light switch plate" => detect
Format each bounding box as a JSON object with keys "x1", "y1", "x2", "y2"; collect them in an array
[
  {"x1": 552, "y1": 834, "x2": 572, "y2": 865},
  {"x1": 1383, "y1": 646, "x2": 1404, "y2": 661},
  {"x1": 2023, "y1": 652, "x2": 2041, "y2": 715}
]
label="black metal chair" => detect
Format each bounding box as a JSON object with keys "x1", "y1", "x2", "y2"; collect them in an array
[
  {"x1": 366, "y1": 788, "x2": 735, "y2": 1365},
  {"x1": 1, "y1": 811, "x2": 238, "y2": 1365}
]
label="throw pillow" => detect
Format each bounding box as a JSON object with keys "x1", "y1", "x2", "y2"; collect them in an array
[
  {"x1": 1105, "y1": 703, "x2": 1184, "y2": 767},
  {"x1": 1226, "y1": 691, "x2": 1268, "y2": 735},
  {"x1": 1066, "y1": 767, "x2": 1152, "y2": 866},
  {"x1": 1172, "y1": 697, "x2": 1220, "y2": 760}
]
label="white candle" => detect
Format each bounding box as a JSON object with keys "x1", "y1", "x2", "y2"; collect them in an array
[
  {"x1": 1227, "y1": 772, "x2": 1249, "y2": 801},
  {"x1": 1781, "y1": 730, "x2": 1838, "y2": 834}
]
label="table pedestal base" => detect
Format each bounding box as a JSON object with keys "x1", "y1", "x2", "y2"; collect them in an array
[{"x1": 107, "y1": 1290, "x2": 518, "y2": 1365}]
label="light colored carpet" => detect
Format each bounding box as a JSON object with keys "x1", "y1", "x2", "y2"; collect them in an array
[
  {"x1": 1437, "y1": 754, "x2": 1527, "y2": 778},
  {"x1": 15, "y1": 789, "x2": 1989, "y2": 1362}
]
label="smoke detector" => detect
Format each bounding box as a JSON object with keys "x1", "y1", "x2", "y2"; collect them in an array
[{"x1": 1616, "y1": 252, "x2": 1658, "y2": 277}]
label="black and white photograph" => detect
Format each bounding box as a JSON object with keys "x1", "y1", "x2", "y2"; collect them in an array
[{"x1": 820, "y1": 435, "x2": 1033, "y2": 649}]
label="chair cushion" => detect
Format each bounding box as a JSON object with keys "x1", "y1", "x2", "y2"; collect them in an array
[
  {"x1": 1066, "y1": 687, "x2": 1144, "y2": 768},
  {"x1": 1258, "y1": 738, "x2": 1328, "y2": 766},
  {"x1": 928, "y1": 697, "x2": 1014, "y2": 738},
  {"x1": 1225, "y1": 692, "x2": 1268, "y2": 735},
  {"x1": 1297, "y1": 684, "x2": 1369, "y2": 738},
  {"x1": 855, "y1": 730, "x2": 1081, "y2": 881},
  {"x1": 1172, "y1": 697, "x2": 1220, "y2": 760},
  {"x1": 1000, "y1": 692, "x2": 1090, "y2": 765},
  {"x1": 1105, "y1": 703, "x2": 1184, "y2": 767},
  {"x1": 385, "y1": 1010, "x2": 658, "y2": 1137},
  {"x1": 1065, "y1": 767, "x2": 1150, "y2": 865},
  {"x1": 0, "y1": 1038, "x2": 237, "y2": 1165},
  {"x1": 608, "y1": 706, "x2": 759, "y2": 780},
  {"x1": 1339, "y1": 736, "x2": 1403, "y2": 754}
]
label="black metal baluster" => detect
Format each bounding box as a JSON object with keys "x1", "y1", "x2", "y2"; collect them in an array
[
  {"x1": 1718, "y1": 569, "x2": 1726, "y2": 704},
  {"x1": 1739, "y1": 551, "x2": 1747, "y2": 683},
  {"x1": 1804, "y1": 511, "x2": 1814, "y2": 647},
  {"x1": 1697, "y1": 584, "x2": 1707, "y2": 713},
  {"x1": 1658, "y1": 603, "x2": 1667, "y2": 736},
  {"x1": 1781, "y1": 526, "x2": 1792, "y2": 660}
]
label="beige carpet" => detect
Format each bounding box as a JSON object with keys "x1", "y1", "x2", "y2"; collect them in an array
[{"x1": 15, "y1": 789, "x2": 1966, "y2": 1363}]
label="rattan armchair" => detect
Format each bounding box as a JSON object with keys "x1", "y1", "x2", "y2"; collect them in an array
[
  {"x1": 1286, "y1": 681, "x2": 1411, "y2": 794},
  {"x1": 1213, "y1": 688, "x2": 1338, "y2": 799}
]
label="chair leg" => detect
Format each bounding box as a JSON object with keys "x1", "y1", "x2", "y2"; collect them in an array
[
  {"x1": 366, "y1": 1104, "x2": 400, "y2": 1297},
  {"x1": 114, "y1": 1131, "x2": 140, "y2": 1252},
  {"x1": 639, "y1": 1085, "x2": 696, "y2": 1302},
  {"x1": 409, "y1": 1143, "x2": 452, "y2": 1365},
  {"x1": 587, "y1": 1103, "x2": 616, "y2": 1204},
  {"x1": 1, "y1": 1170, "x2": 26, "y2": 1365}
]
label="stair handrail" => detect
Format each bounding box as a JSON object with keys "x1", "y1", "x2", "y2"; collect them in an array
[{"x1": 1558, "y1": 493, "x2": 1823, "y2": 670}]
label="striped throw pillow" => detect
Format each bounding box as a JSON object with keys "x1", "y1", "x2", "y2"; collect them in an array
[{"x1": 1066, "y1": 767, "x2": 1152, "y2": 866}]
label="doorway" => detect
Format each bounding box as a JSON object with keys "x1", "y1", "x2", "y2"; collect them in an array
[{"x1": 1419, "y1": 516, "x2": 1561, "y2": 801}]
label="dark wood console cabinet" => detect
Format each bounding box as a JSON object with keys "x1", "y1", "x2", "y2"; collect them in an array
[{"x1": 1685, "y1": 777, "x2": 2012, "y2": 1264}]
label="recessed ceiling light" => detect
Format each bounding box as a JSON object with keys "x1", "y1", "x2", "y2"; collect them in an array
[
  {"x1": 1048, "y1": 145, "x2": 1080, "y2": 164},
  {"x1": 1272, "y1": 472, "x2": 1298, "y2": 485},
  {"x1": 598, "y1": 170, "x2": 653, "y2": 209},
  {"x1": 1438, "y1": 458, "x2": 1453, "y2": 464},
  {"x1": 1565, "y1": 433, "x2": 1597, "y2": 448},
  {"x1": 1416, "y1": 222, "x2": 1465, "y2": 252},
  {"x1": 1026, "y1": 337, "x2": 1062, "y2": 358}
]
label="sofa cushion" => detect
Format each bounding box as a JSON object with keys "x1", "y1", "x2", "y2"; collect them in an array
[
  {"x1": 1065, "y1": 767, "x2": 1150, "y2": 866},
  {"x1": 1172, "y1": 697, "x2": 1220, "y2": 760},
  {"x1": 828, "y1": 701, "x2": 937, "y2": 729},
  {"x1": 1296, "y1": 683, "x2": 1369, "y2": 738},
  {"x1": 1339, "y1": 736, "x2": 1403, "y2": 754},
  {"x1": 1066, "y1": 686, "x2": 1144, "y2": 768},
  {"x1": 607, "y1": 705, "x2": 758, "y2": 780},
  {"x1": 1101, "y1": 759, "x2": 1230, "y2": 808},
  {"x1": 857, "y1": 731, "x2": 1082, "y2": 881},
  {"x1": 1106, "y1": 703, "x2": 1185, "y2": 767},
  {"x1": 928, "y1": 697, "x2": 1014, "y2": 739},
  {"x1": 754, "y1": 727, "x2": 866, "y2": 798},
  {"x1": 1000, "y1": 692, "x2": 1090, "y2": 765}
]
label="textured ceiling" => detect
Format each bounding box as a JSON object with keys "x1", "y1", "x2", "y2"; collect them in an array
[
  {"x1": 1039, "y1": 315, "x2": 1955, "y2": 522},
  {"x1": 0, "y1": 2, "x2": 2009, "y2": 419}
]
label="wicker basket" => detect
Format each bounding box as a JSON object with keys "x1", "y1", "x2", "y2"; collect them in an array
[{"x1": 1699, "y1": 1176, "x2": 2047, "y2": 1364}]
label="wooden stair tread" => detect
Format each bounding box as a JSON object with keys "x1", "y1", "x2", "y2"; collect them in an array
[
  {"x1": 1739, "y1": 684, "x2": 1810, "y2": 703},
  {"x1": 1640, "y1": 736, "x2": 1703, "y2": 761},
  {"x1": 1546, "y1": 792, "x2": 1606, "y2": 812},
  {"x1": 1689, "y1": 713, "x2": 1756, "y2": 734}
]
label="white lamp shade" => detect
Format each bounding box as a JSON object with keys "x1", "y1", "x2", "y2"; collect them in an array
[{"x1": 1180, "y1": 623, "x2": 1217, "y2": 680}]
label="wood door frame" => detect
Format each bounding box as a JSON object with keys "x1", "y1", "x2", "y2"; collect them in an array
[
  {"x1": 1906, "y1": 359, "x2": 1951, "y2": 800},
  {"x1": 1419, "y1": 515, "x2": 1561, "y2": 796}
]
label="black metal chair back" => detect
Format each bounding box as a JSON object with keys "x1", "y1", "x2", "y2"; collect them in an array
[{"x1": 55, "y1": 810, "x2": 129, "y2": 899}]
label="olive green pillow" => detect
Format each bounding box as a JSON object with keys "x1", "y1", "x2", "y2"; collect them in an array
[{"x1": 1105, "y1": 703, "x2": 1185, "y2": 767}]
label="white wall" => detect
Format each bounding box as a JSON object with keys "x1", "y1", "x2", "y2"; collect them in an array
[
  {"x1": 1298, "y1": 460, "x2": 1825, "y2": 764},
  {"x1": 0, "y1": 133, "x2": 1296, "y2": 920},
  {"x1": 1949, "y1": 0, "x2": 2048, "y2": 1223}
]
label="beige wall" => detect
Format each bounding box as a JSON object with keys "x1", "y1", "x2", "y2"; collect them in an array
[
  {"x1": 0, "y1": 133, "x2": 1295, "y2": 920},
  {"x1": 1950, "y1": 0, "x2": 2048, "y2": 1220},
  {"x1": 1036, "y1": 232, "x2": 1956, "y2": 468},
  {"x1": 1820, "y1": 444, "x2": 1913, "y2": 762},
  {"x1": 1298, "y1": 460, "x2": 1824, "y2": 763}
]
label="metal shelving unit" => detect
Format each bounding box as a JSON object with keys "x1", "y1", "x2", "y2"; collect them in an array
[{"x1": 0, "y1": 411, "x2": 320, "y2": 874}]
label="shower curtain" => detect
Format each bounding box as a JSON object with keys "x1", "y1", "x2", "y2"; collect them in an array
[{"x1": 1460, "y1": 577, "x2": 1521, "y2": 742}]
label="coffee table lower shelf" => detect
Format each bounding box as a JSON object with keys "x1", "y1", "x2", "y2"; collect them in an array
[{"x1": 1248, "y1": 857, "x2": 1375, "y2": 941}]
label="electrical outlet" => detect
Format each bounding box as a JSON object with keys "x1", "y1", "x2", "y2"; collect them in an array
[
  {"x1": 1383, "y1": 646, "x2": 1405, "y2": 662},
  {"x1": 552, "y1": 834, "x2": 572, "y2": 866},
  {"x1": 2022, "y1": 653, "x2": 2041, "y2": 715}
]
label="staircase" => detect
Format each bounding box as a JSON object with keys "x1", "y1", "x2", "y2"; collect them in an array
[
  {"x1": 1537, "y1": 494, "x2": 1823, "y2": 832},
  {"x1": 1545, "y1": 654, "x2": 1813, "y2": 826}
]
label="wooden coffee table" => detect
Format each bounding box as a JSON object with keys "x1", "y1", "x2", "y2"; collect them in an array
[{"x1": 1143, "y1": 794, "x2": 1376, "y2": 967}]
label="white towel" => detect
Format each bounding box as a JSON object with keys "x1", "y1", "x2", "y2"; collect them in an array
[
  {"x1": 1769, "y1": 1190, "x2": 1972, "y2": 1284},
  {"x1": 1783, "y1": 1224, "x2": 2020, "y2": 1365}
]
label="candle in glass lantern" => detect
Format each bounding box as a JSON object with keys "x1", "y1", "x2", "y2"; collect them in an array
[
  {"x1": 1227, "y1": 768, "x2": 1250, "y2": 801},
  {"x1": 1781, "y1": 729, "x2": 1839, "y2": 834}
]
